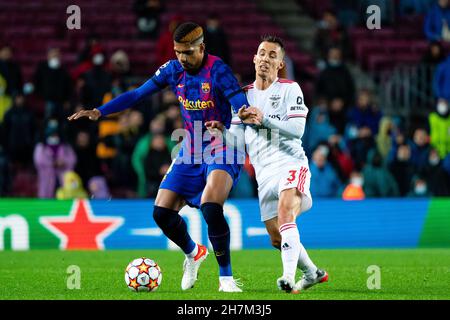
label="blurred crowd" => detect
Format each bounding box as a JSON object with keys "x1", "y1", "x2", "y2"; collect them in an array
[{"x1": 0, "y1": 0, "x2": 449, "y2": 200}]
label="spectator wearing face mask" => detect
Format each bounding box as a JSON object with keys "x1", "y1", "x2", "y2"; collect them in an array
[
  {"x1": 363, "y1": 149, "x2": 399, "y2": 197},
  {"x1": 420, "y1": 148, "x2": 450, "y2": 195},
  {"x1": 33, "y1": 120, "x2": 77, "y2": 198},
  {"x1": 407, "y1": 176, "x2": 433, "y2": 197},
  {"x1": 56, "y1": 171, "x2": 88, "y2": 200},
  {"x1": 316, "y1": 47, "x2": 355, "y2": 107},
  {"x1": 309, "y1": 144, "x2": 342, "y2": 197},
  {"x1": 33, "y1": 48, "x2": 72, "y2": 120},
  {"x1": 82, "y1": 51, "x2": 112, "y2": 107},
  {"x1": 429, "y1": 98, "x2": 450, "y2": 158},
  {"x1": 71, "y1": 34, "x2": 106, "y2": 80},
  {"x1": 342, "y1": 171, "x2": 365, "y2": 200}
]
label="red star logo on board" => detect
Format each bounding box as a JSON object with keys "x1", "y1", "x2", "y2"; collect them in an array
[
  {"x1": 40, "y1": 199, "x2": 123, "y2": 250},
  {"x1": 137, "y1": 262, "x2": 150, "y2": 274},
  {"x1": 129, "y1": 278, "x2": 139, "y2": 291}
]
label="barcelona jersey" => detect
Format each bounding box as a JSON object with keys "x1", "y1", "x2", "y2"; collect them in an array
[
  {"x1": 151, "y1": 53, "x2": 248, "y2": 162},
  {"x1": 97, "y1": 53, "x2": 248, "y2": 206}
]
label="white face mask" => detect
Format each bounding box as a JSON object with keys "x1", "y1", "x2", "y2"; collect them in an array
[
  {"x1": 437, "y1": 101, "x2": 448, "y2": 115},
  {"x1": 48, "y1": 57, "x2": 60, "y2": 69},
  {"x1": 328, "y1": 59, "x2": 341, "y2": 67},
  {"x1": 429, "y1": 156, "x2": 440, "y2": 166},
  {"x1": 318, "y1": 145, "x2": 329, "y2": 157},
  {"x1": 46, "y1": 136, "x2": 60, "y2": 145},
  {"x1": 415, "y1": 184, "x2": 427, "y2": 195},
  {"x1": 93, "y1": 53, "x2": 104, "y2": 66},
  {"x1": 351, "y1": 177, "x2": 364, "y2": 187}
]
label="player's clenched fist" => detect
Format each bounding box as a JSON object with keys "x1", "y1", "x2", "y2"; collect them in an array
[
  {"x1": 246, "y1": 106, "x2": 264, "y2": 125},
  {"x1": 238, "y1": 106, "x2": 263, "y2": 126},
  {"x1": 238, "y1": 106, "x2": 257, "y2": 125},
  {"x1": 67, "y1": 108, "x2": 101, "y2": 121}
]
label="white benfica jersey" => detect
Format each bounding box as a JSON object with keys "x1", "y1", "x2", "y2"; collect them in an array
[
  {"x1": 230, "y1": 78, "x2": 312, "y2": 220},
  {"x1": 232, "y1": 78, "x2": 309, "y2": 178}
]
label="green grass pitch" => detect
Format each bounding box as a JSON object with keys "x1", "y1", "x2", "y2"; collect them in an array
[{"x1": 0, "y1": 249, "x2": 449, "y2": 300}]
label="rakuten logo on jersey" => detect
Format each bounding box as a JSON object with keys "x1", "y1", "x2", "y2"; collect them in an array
[{"x1": 178, "y1": 96, "x2": 215, "y2": 111}]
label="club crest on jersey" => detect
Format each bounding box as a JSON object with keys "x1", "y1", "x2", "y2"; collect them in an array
[
  {"x1": 201, "y1": 82, "x2": 211, "y2": 93},
  {"x1": 270, "y1": 95, "x2": 281, "y2": 108}
]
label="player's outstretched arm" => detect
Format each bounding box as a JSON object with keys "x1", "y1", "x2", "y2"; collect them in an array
[
  {"x1": 67, "y1": 77, "x2": 162, "y2": 121},
  {"x1": 68, "y1": 61, "x2": 172, "y2": 122}
]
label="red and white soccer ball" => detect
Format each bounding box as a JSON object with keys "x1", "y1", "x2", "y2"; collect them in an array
[{"x1": 125, "y1": 257, "x2": 162, "y2": 292}]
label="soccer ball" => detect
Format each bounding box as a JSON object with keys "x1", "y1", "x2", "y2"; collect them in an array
[{"x1": 125, "y1": 257, "x2": 162, "y2": 292}]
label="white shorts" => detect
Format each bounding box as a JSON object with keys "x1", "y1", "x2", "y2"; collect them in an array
[{"x1": 257, "y1": 163, "x2": 313, "y2": 222}]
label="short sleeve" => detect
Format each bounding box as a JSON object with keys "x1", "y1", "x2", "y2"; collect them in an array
[{"x1": 286, "y1": 83, "x2": 309, "y2": 120}]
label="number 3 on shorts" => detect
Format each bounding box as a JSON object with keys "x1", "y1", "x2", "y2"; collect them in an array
[{"x1": 287, "y1": 170, "x2": 297, "y2": 182}]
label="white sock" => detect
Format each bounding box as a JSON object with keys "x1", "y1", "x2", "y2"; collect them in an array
[
  {"x1": 186, "y1": 244, "x2": 198, "y2": 258},
  {"x1": 297, "y1": 241, "x2": 318, "y2": 279},
  {"x1": 279, "y1": 223, "x2": 301, "y2": 281}
]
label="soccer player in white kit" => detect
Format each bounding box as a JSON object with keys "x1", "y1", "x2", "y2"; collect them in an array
[{"x1": 232, "y1": 36, "x2": 329, "y2": 293}]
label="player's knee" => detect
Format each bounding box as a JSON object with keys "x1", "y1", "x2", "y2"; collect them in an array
[{"x1": 153, "y1": 206, "x2": 179, "y2": 228}]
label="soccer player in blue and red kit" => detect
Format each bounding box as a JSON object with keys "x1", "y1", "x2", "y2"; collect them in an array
[{"x1": 68, "y1": 22, "x2": 252, "y2": 292}]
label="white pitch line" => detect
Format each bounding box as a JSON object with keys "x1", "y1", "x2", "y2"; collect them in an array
[
  {"x1": 130, "y1": 228, "x2": 163, "y2": 236},
  {"x1": 246, "y1": 227, "x2": 269, "y2": 236}
]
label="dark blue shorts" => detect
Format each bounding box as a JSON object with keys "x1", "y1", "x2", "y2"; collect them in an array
[{"x1": 159, "y1": 161, "x2": 242, "y2": 208}]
